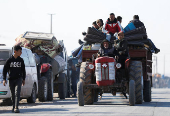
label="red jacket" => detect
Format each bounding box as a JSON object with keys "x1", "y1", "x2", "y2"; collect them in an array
[{"x1": 103, "y1": 18, "x2": 123, "y2": 34}]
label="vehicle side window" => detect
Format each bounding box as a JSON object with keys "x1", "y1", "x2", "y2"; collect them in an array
[
  {"x1": 20, "y1": 49, "x2": 30, "y2": 67},
  {"x1": 26, "y1": 50, "x2": 36, "y2": 67}
]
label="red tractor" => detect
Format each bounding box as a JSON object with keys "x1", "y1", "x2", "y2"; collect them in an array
[{"x1": 77, "y1": 48, "x2": 152, "y2": 106}]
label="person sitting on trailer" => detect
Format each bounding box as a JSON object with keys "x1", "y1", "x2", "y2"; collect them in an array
[
  {"x1": 92, "y1": 21, "x2": 99, "y2": 30},
  {"x1": 82, "y1": 21, "x2": 99, "y2": 36},
  {"x1": 96, "y1": 19, "x2": 104, "y2": 32},
  {"x1": 129, "y1": 15, "x2": 160, "y2": 54},
  {"x1": 103, "y1": 13, "x2": 123, "y2": 41},
  {"x1": 114, "y1": 16, "x2": 124, "y2": 39},
  {"x1": 117, "y1": 16, "x2": 124, "y2": 31},
  {"x1": 98, "y1": 39, "x2": 115, "y2": 57},
  {"x1": 129, "y1": 15, "x2": 144, "y2": 28},
  {"x1": 114, "y1": 31, "x2": 129, "y2": 68}
]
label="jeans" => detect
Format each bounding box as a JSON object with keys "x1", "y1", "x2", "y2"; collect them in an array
[
  {"x1": 106, "y1": 34, "x2": 111, "y2": 41},
  {"x1": 148, "y1": 39, "x2": 156, "y2": 50},
  {"x1": 9, "y1": 78, "x2": 22, "y2": 109}
]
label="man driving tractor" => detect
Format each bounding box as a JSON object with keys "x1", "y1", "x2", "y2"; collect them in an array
[
  {"x1": 98, "y1": 39, "x2": 115, "y2": 57},
  {"x1": 98, "y1": 31, "x2": 129, "y2": 68}
]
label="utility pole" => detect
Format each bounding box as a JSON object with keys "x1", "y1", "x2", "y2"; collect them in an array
[
  {"x1": 153, "y1": 56, "x2": 157, "y2": 74},
  {"x1": 164, "y1": 55, "x2": 165, "y2": 76},
  {"x1": 48, "y1": 14, "x2": 55, "y2": 33}
]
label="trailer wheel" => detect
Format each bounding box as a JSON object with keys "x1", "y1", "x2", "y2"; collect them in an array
[
  {"x1": 79, "y1": 62, "x2": 93, "y2": 105},
  {"x1": 58, "y1": 74, "x2": 67, "y2": 99},
  {"x1": 46, "y1": 69, "x2": 53, "y2": 101},
  {"x1": 38, "y1": 77, "x2": 48, "y2": 102},
  {"x1": 144, "y1": 80, "x2": 151, "y2": 102},
  {"x1": 77, "y1": 81, "x2": 84, "y2": 106},
  {"x1": 27, "y1": 84, "x2": 37, "y2": 103},
  {"x1": 129, "y1": 61, "x2": 143, "y2": 104},
  {"x1": 129, "y1": 80, "x2": 135, "y2": 106},
  {"x1": 67, "y1": 69, "x2": 71, "y2": 98}
]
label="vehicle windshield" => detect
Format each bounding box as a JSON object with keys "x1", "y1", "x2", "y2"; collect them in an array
[{"x1": 0, "y1": 51, "x2": 10, "y2": 65}]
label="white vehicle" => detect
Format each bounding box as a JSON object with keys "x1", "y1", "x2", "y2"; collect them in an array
[{"x1": 0, "y1": 46, "x2": 38, "y2": 103}]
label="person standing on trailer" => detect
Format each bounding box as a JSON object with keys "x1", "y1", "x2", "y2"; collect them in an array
[{"x1": 114, "y1": 31, "x2": 129, "y2": 68}]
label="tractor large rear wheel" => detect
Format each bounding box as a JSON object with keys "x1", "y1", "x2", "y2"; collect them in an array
[
  {"x1": 129, "y1": 61, "x2": 143, "y2": 104},
  {"x1": 79, "y1": 62, "x2": 93, "y2": 105}
]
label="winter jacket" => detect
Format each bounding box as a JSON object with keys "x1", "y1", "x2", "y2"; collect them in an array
[
  {"x1": 129, "y1": 19, "x2": 145, "y2": 28},
  {"x1": 3, "y1": 55, "x2": 26, "y2": 80},
  {"x1": 103, "y1": 18, "x2": 123, "y2": 35},
  {"x1": 98, "y1": 39, "x2": 116, "y2": 57},
  {"x1": 114, "y1": 39, "x2": 129, "y2": 57},
  {"x1": 98, "y1": 26, "x2": 103, "y2": 32}
]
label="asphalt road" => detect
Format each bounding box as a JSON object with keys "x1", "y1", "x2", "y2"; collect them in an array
[{"x1": 0, "y1": 88, "x2": 170, "y2": 116}]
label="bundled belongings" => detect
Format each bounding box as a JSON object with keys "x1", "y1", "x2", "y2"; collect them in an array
[
  {"x1": 84, "y1": 27, "x2": 116, "y2": 44},
  {"x1": 84, "y1": 26, "x2": 147, "y2": 44},
  {"x1": 14, "y1": 31, "x2": 66, "y2": 76},
  {"x1": 15, "y1": 32, "x2": 60, "y2": 58},
  {"x1": 124, "y1": 26, "x2": 146, "y2": 36}
]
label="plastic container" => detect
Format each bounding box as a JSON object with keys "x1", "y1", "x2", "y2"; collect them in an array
[
  {"x1": 83, "y1": 45, "x2": 91, "y2": 50},
  {"x1": 91, "y1": 43, "x2": 101, "y2": 50}
]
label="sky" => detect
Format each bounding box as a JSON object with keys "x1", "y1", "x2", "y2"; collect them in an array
[{"x1": 0, "y1": 0, "x2": 170, "y2": 76}]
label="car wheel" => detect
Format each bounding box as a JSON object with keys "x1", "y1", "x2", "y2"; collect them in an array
[{"x1": 27, "y1": 84, "x2": 37, "y2": 103}]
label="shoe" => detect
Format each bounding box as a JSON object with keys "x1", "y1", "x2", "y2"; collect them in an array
[
  {"x1": 82, "y1": 32, "x2": 86, "y2": 36},
  {"x1": 14, "y1": 108, "x2": 20, "y2": 113},
  {"x1": 78, "y1": 39, "x2": 84, "y2": 45},
  {"x1": 72, "y1": 95, "x2": 77, "y2": 98},
  {"x1": 155, "y1": 48, "x2": 160, "y2": 54}
]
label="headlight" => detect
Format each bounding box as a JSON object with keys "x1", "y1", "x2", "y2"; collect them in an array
[
  {"x1": 89, "y1": 64, "x2": 94, "y2": 69},
  {"x1": 116, "y1": 63, "x2": 121, "y2": 69}
]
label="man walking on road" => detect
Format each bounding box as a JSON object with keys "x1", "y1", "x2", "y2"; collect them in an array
[{"x1": 3, "y1": 45, "x2": 26, "y2": 113}]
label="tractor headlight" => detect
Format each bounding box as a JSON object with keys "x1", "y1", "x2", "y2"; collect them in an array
[
  {"x1": 116, "y1": 63, "x2": 121, "y2": 69},
  {"x1": 89, "y1": 64, "x2": 94, "y2": 69}
]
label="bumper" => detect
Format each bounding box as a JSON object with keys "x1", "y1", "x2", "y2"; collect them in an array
[{"x1": 0, "y1": 82, "x2": 11, "y2": 99}]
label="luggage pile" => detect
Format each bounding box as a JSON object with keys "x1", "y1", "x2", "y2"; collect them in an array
[
  {"x1": 73, "y1": 23, "x2": 152, "y2": 62},
  {"x1": 84, "y1": 26, "x2": 151, "y2": 47},
  {"x1": 14, "y1": 32, "x2": 66, "y2": 75}
]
